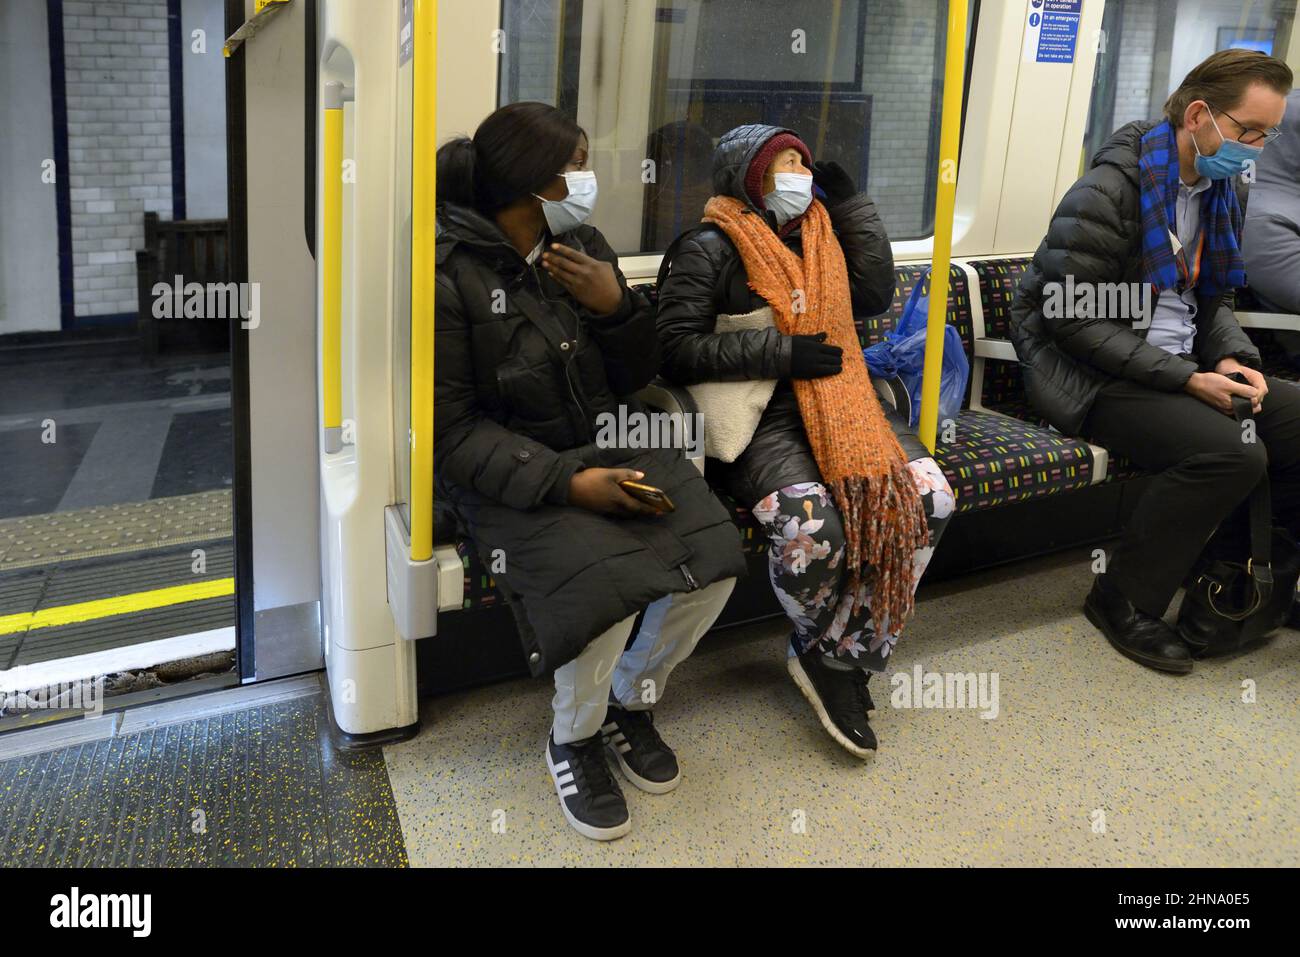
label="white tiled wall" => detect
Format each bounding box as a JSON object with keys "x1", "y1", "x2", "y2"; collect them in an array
[{"x1": 62, "y1": 0, "x2": 174, "y2": 318}]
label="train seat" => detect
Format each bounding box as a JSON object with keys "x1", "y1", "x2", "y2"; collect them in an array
[{"x1": 878, "y1": 263, "x2": 1100, "y2": 513}]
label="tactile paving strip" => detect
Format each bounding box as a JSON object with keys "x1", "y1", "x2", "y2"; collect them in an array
[
  {"x1": 0, "y1": 491, "x2": 232, "y2": 571},
  {"x1": 0, "y1": 692, "x2": 407, "y2": 867}
]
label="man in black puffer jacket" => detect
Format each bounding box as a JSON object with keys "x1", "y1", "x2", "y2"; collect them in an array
[{"x1": 1011, "y1": 50, "x2": 1296, "y2": 673}]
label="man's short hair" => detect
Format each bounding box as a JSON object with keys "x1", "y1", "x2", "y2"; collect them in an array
[{"x1": 1164, "y1": 49, "x2": 1293, "y2": 127}]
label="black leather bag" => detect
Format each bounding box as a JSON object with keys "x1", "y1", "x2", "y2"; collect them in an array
[{"x1": 1177, "y1": 394, "x2": 1300, "y2": 657}]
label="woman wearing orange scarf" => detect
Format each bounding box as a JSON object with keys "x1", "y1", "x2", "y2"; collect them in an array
[{"x1": 656, "y1": 126, "x2": 955, "y2": 757}]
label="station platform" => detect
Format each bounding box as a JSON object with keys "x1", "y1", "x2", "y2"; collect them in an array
[{"x1": 0, "y1": 349, "x2": 235, "y2": 707}]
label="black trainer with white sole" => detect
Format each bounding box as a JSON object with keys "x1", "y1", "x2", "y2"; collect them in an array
[
  {"x1": 601, "y1": 703, "x2": 682, "y2": 794},
  {"x1": 546, "y1": 732, "x2": 631, "y2": 841},
  {"x1": 787, "y1": 651, "x2": 878, "y2": 758}
]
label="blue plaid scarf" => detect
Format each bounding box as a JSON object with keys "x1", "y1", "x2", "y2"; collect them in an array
[{"x1": 1137, "y1": 120, "x2": 1245, "y2": 296}]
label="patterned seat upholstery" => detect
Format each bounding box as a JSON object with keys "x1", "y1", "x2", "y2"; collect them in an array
[
  {"x1": 1104, "y1": 452, "x2": 1146, "y2": 483},
  {"x1": 966, "y1": 256, "x2": 1152, "y2": 487},
  {"x1": 968, "y1": 257, "x2": 1030, "y2": 340},
  {"x1": 967, "y1": 257, "x2": 1032, "y2": 415},
  {"x1": 934, "y1": 409, "x2": 1095, "y2": 512},
  {"x1": 717, "y1": 494, "x2": 770, "y2": 558},
  {"x1": 980, "y1": 358, "x2": 1035, "y2": 419},
  {"x1": 454, "y1": 540, "x2": 507, "y2": 612}
]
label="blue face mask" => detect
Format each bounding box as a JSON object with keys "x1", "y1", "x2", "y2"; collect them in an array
[
  {"x1": 763, "y1": 172, "x2": 814, "y2": 226},
  {"x1": 1193, "y1": 111, "x2": 1264, "y2": 181},
  {"x1": 533, "y1": 170, "x2": 598, "y2": 235}
]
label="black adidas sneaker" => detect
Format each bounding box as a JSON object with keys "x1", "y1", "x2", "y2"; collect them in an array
[
  {"x1": 545, "y1": 732, "x2": 631, "y2": 841},
  {"x1": 787, "y1": 650, "x2": 878, "y2": 758},
  {"x1": 601, "y1": 703, "x2": 682, "y2": 794}
]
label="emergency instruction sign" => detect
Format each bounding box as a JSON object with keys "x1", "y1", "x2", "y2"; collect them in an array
[{"x1": 1023, "y1": 0, "x2": 1083, "y2": 64}]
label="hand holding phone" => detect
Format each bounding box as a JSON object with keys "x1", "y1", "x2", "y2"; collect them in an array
[{"x1": 567, "y1": 468, "x2": 669, "y2": 516}]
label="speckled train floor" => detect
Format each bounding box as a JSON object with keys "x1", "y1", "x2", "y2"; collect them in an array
[
  {"x1": 0, "y1": 691, "x2": 407, "y2": 867},
  {"x1": 385, "y1": 546, "x2": 1300, "y2": 866}
]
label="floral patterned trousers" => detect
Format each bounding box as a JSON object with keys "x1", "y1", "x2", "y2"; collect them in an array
[{"x1": 751, "y1": 457, "x2": 956, "y2": 672}]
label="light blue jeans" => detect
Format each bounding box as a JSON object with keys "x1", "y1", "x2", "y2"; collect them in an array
[{"x1": 550, "y1": 577, "x2": 735, "y2": 745}]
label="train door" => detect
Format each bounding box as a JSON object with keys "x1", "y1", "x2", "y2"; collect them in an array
[{"x1": 0, "y1": 0, "x2": 245, "y2": 727}]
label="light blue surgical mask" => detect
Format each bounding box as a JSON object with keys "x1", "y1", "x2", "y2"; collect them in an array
[
  {"x1": 1193, "y1": 111, "x2": 1264, "y2": 181},
  {"x1": 533, "y1": 170, "x2": 598, "y2": 234},
  {"x1": 763, "y1": 172, "x2": 814, "y2": 226}
]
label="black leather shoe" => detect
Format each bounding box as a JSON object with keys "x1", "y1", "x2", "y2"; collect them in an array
[
  {"x1": 787, "y1": 651, "x2": 877, "y2": 757},
  {"x1": 1084, "y1": 574, "x2": 1193, "y2": 674}
]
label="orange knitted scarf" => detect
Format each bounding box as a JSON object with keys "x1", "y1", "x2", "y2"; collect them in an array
[{"x1": 703, "y1": 195, "x2": 929, "y2": 637}]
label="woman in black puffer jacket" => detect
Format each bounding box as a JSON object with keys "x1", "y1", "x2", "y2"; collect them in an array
[
  {"x1": 655, "y1": 124, "x2": 955, "y2": 758},
  {"x1": 435, "y1": 103, "x2": 744, "y2": 841}
]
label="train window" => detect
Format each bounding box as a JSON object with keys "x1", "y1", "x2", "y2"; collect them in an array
[
  {"x1": 497, "y1": 0, "x2": 978, "y2": 256},
  {"x1": 1084, "y1": 0, "x2": 1295, "y2": 167}
]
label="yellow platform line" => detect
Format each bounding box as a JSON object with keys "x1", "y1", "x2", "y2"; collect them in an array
[{"x1": 0, "y1": 577, "x2": 235, "y2": 637}]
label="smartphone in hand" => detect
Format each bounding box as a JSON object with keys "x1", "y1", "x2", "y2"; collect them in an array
[{"x1": 618, "y1": 480, "x2": 675, "y2": 512}]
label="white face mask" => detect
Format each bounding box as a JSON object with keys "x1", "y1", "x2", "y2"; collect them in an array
[
  {"x1": 763, "y1": 172, "x2": 814, "y2": 226},
  {"x1": 533, "y1": 170, "x2": 598, "y2": 234}
]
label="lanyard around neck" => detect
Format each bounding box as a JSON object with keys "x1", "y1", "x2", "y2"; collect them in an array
[{"x1": 1175, "y1": 229, "x2": 1205, "y2": 290}]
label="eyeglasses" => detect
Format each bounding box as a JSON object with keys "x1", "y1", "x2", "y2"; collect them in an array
[{"x1": 1207, "y1": 102, "x2": 1283, "y2": 146}]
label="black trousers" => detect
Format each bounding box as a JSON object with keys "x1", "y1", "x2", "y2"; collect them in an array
[{"x1": 1084, "y1": 374, "x2": 1300, "y2": 617}]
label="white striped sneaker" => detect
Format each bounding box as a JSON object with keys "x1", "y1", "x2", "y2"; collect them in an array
[
  {"x1": 601, "y1": 705, "x2": 682, "y2": 794},
  {"x1": 545, "y1": 732, "x2": 631, "y2": 841}
]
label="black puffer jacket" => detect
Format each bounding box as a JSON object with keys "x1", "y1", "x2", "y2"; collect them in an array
[
  {"x1": 655, "y1": 123, "x2": 918, "y2": 507},
  {"x1": 435, "y1": 201, "x2": 745, "y2": 676},
  {"x1": 1010, "y1": 121, "x2": 1260, "y2": 437}
]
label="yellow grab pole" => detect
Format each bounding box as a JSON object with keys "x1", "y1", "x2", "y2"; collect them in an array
[
  {"x1": 322, "y1": 82, "x2": 344, "y2": 454},
  {"x1": 918, "y1": 0, "x2": 969, "y2": 454},
  {"x1": 410, "y1": 0, "x2": 436, "y2": 562}
]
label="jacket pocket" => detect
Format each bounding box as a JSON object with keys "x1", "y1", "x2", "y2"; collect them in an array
[{"x1": 495, "y1": 354, "x2": 551, "y2": 415}]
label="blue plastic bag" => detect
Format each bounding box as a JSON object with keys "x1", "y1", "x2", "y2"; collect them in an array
[{"x1": 863, "y1": 273, "x2": 970, "y2": 425}]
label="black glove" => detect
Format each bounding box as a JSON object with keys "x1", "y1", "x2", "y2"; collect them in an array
[
  {"x1": 812, "y1": 160, "x2": 857, "y2": 208},
  {"x1": 789, "y1": 333, "x2": 842, "y2": 379}
]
